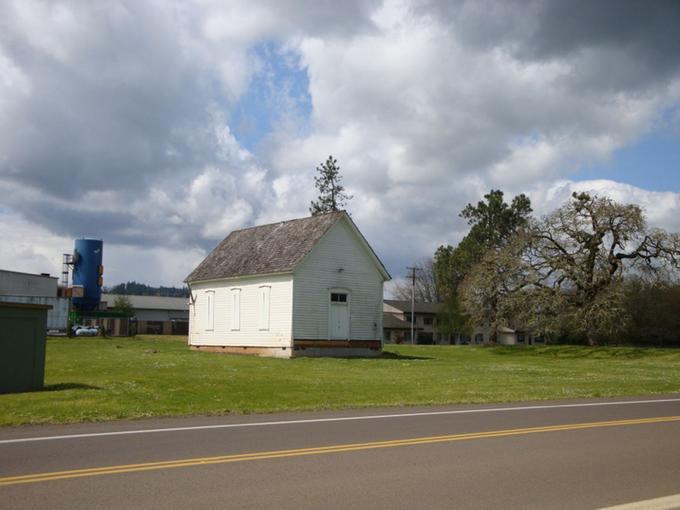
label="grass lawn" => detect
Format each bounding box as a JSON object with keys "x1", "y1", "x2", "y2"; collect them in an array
[{"x1": 1, "y1": 335, "x2": 679, "y2": 426}]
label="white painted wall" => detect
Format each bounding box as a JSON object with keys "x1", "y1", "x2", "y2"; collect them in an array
[
  {"x1": 189, "y1": 273, "x2": 293, "y2": 348},
  {"x1": 292, "y1": 218, "x2": 384, "y2": 341}
]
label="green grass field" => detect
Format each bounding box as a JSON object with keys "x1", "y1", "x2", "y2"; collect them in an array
[{"x1": 1, "y1": 335, "x2": 679, "y2": 426}]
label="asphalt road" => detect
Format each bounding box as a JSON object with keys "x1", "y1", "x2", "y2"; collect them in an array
[{"x1": 1, "y1": 396, "x2": 680, "y2": 509}]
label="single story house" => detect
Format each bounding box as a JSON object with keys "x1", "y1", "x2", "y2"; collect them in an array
[
  {"x1": 185, "y1": 211, "x2": 391, "y2": 357},
  {"x1": 497, "y1": 326, "x2": 545, "y2": 346}
]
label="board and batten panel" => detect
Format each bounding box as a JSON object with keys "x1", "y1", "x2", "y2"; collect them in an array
[
  {"x1": 292, "y1": 219, "x2": 385, "y2": 341},
  {"x1": 189, "y1": 274, "x2": 293, "y2": 347}
]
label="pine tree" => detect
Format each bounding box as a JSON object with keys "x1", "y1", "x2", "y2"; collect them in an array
[{"x1": 309, "y1": 155, "x2": 352, "y2": 216}]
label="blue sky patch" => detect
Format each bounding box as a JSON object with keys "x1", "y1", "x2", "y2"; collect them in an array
[
  {"x1": 577, "y1": 115, "x2": 680, "y2": 192},
  {"x1": 230, "y1": 42, "x2": 312, "y2": 152}
]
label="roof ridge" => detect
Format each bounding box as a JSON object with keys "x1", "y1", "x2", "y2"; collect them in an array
[
  {"x1": 230, "y1": 210, "x2": 345, "y2": 234},
  {"x1": 184, "y1": 210, "x2": 348, "y2": 283}
]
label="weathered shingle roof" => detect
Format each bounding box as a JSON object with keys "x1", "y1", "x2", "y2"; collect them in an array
[{"x1": 185, "y1": 211, "x2": 345, "y2": 283}]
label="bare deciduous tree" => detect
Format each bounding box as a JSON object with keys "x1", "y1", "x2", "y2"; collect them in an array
[{"x1": 391, "y1": 258, "x2": 440, "y2": 303}]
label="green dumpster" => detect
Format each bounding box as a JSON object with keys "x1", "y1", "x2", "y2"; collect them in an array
[{"x1": 0, "y1": 302, "x2": 52, "y2": 393}]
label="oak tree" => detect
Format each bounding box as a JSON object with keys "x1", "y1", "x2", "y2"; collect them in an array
[
  {"x1": 461, "y1": 192, "x2": 680, "y2": 345},
  {"x1": 391, "y1": 258, "x2": 441, "y2": 303}
]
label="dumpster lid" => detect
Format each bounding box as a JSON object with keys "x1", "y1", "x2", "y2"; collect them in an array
[{"x1": 0, "y1": 302, "x2": 53, "y2": 310}]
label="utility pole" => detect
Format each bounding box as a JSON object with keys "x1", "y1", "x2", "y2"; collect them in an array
[{"x1": 407, "y1": 266, "x2": 417, "y2": 345}]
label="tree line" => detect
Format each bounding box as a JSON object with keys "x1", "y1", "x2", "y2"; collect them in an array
[
  {"x1": 105, "y1": 281, "x2": 189, "y2": 297},
  {"x1": 399, "y1": 190, "x2": 680, "y2": 346}
]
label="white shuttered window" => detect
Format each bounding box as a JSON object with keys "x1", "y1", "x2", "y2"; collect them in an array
[
  {"x1": 205, "y1": 291, "x2": 214, "y2": 331},
  {"x1": 231, "y1": 288, "x2": 241, "y2": 330},
  {"x1": 258, "y1": 286, "x2": 271, "y2": 331}
]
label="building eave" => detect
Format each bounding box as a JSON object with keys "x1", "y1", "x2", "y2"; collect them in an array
[{"x1": 185, "y1": 270, "x2": 294, "y2": 286}]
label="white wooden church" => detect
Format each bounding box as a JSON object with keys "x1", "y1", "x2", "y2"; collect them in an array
[{"x1": 185, "y1": 211, "x2": 390, "y2": 357}]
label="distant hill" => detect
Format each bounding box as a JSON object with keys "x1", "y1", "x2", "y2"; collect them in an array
[{"x1": 104, "y1": 281, "x2": 189, "y2": 297}]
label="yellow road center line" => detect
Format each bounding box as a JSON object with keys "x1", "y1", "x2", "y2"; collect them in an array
[{"x1": 2, "y1": 415, "x2": 679, "y2": 487}]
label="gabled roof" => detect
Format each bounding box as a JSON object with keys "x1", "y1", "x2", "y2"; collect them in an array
[
  {"x1": 382, "y1": 313, "x2": 415, "y2": 330},
  {"x1": 384, "y1": 300, "x2": 442, "y2": 314},
  {"x1": 186, "y1": 211, "x2": 390, "y2": 283}
]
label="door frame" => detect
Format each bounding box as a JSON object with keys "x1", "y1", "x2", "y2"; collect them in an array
[{"x1": 328, "y1": 287, "x2": 351, "y2": 341}]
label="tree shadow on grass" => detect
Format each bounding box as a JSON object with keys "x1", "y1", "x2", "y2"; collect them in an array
[
  {"x1": 379, "y1": 352, "x2": 432, "y2": 361},
  {"x1": 295, "y1": 353, "x2": 432, "y2": 361},
  {"x1": 489, "y1": 345, "x2": 660, "y2": 360},
  {"x1": 42, "y1": 383, "x2": 102, "y2": 392}
]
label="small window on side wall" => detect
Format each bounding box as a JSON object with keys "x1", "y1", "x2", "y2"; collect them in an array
[
  {"x1": 231, "y1": 288, "x2": 241, "y2": 331},
  {"x1": 206, "y1": 291, "x2": 214, "y2": 331},
  {"x1": 330, "y1": 292, "x2": 348, "y2": 303},
  {"x1": 259, "y1": 286, "x2": 271, "y2": 331}
]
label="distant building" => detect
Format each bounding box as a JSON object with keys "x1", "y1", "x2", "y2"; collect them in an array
[
  {"x1": 100, "y1": 294, "x2": 189, "y2": 335},
  {"x1": 383, "y1": 299, "x2": 441, "y2": 344},
  {"x1": 0, "y1": 269, "x2": 69, "y2": 331},
  {"x1": 382, "y1": 300, "x2": 544, "y2": 345}
]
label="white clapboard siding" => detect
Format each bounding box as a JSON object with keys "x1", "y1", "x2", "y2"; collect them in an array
[
  {"x1": 292, "y1": 218, "x2": 384, "y2": 341},
  {"x1": 189, "y1": 273, "x2": 293, "y2": 347}
]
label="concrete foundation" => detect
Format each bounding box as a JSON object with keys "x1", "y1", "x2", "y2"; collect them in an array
[
  {"x1": 191, "y1": 345, "x2": 293, "y2": 358},
  {"x1": 191, "y1": 339, "x2": 382, "y2": 358},
  {"x1": 293, "y1": 347, "x2": 381, "y2": 358}
]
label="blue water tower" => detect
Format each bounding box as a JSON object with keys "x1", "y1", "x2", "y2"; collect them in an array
[{"x1": 71, "y1": 238, "x2": 104, "y2": 311}]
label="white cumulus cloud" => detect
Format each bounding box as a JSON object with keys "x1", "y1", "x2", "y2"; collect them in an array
[{"x1": 0, "y1": 0, "x2": 679, "y2": 286}]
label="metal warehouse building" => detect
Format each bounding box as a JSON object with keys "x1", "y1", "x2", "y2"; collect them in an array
[
  {"x1": 101, "y1": 294, "x2": 189, "y2": 335},
  {"x1": 0, "y1": 269, "x2": 69, "y2": 331}
]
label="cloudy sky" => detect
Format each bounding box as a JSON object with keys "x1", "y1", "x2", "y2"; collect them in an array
[{"x1": 1, "y1": 0, "x2": 679, "y2": 290}]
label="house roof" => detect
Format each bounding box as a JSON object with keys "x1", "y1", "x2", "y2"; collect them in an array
[
  {"x1": 0, "y1": 269, "x2": 58, "y2": 280},
  {"x1": 185, "y1": 211, "x2": 390, "y2": 283},
  {"x1": 383, "y1": 313, "x2": 416, "y2": 330},
  {"x1": 498, "y1": 326, "x2": 516, "y2": 333},
  {"x1": 102, "y1": 294, "x2": 188, "y2": 311},
  {"x1": 383, "y1": 299, "x2": 442, "y2": 314}
]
